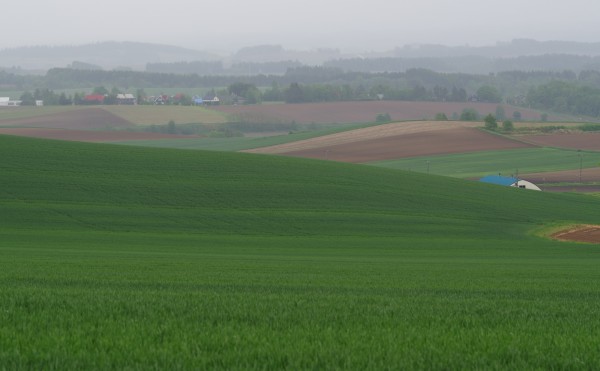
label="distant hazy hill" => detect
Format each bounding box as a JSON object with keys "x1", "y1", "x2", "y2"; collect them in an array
[
  {"x1": 5, "y1": 39, "x2": 600, "y2": 75},
  {"x1": 0, "y1": 41, "x2": 219, "y2": 71},
  {"x1": 231, "y1": 44, "x2": 343, "y2": 65},
  {"x1": 392, "y1": 39, "x2": 600, "y2": 58}
]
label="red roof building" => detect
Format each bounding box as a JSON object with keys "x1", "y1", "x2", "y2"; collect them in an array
[{"x1": 83, "y1": 94, "x2": 105, "y2": 104}]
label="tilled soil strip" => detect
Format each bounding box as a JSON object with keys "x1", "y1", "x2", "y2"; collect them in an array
[{"x1": 551, "y1": 225, "x2": 600, "y2": 244}]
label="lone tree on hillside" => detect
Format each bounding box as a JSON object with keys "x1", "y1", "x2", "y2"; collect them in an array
[
  {"x1": 376, "y1": 113, "x2": 392, "y2": 123},
  {"x1": 434, "y1": 112, "x2": 448, "y2": 121},
  {"x1": 502, "y1": 120, "x2": 514, "y2": 131},
  {"x1": 484, "y1": 114, "x2": 498, "y2": 130},
  {"x1": 495, "y1": 105, "x2": 506, "y2": 120},
  {"x1": 460, "y1": 108, "x2": 479, "y2": 121}
]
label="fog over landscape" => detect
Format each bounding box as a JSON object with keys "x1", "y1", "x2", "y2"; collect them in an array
[{"x1": 4, "y1": 0, "x2": 600, "y2": 52}]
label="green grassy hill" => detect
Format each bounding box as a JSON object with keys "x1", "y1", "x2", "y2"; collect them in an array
[
  {"x1": 2, "y1": 135, "x2": 600, "y2": 369},
  {"x1": 371, "y1": 147, "x2": 600, "y2": 178}
]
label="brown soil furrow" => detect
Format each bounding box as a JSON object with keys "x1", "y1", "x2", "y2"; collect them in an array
[{"x1": 551, "y1": 225, "x2": 600, "y2": 243}]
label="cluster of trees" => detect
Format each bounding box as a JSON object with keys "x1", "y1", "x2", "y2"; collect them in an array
[
  {"x1": 18, "y1": 86, "x2": 148, "y2": 106},
  {"x1": 448, "y1": 107, "x2": 521, "y2": 123},
  {"x1": 526, "y1": 80, "x2": 600, "y2": 117},
  {"x1": 274, "y1": 82, "x2": 470, "y2": 103},
  {"x1": 19, "y1": 88, "x2": 71, "y2": 105},
  {"x1": 228, "y1": 82, "x2": 262, "y2": 104},
  {"x1": 483, "y1": 114, "x2": 514, "y2": 131}
]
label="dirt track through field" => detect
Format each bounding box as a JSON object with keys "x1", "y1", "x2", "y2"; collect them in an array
[{"x1": 551, "y1": 225, "x2": 600, "y2": 243}]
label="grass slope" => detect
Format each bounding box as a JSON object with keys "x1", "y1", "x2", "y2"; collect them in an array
[
  {"x1": 2, "y1": 135, "x2": 600, "y2": 369},
  {"x1": 103, "y1": 105, "x2": 227, "y2": 125},
  {"x1": 370, "y1": 147, "x2": 600, "y2": 178},
  {"x1": 115, "y1": 122, "x2": 379, "y2": 151}
]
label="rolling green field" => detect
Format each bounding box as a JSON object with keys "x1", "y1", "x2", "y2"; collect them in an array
[
  {"x1": 117, "y1": 122, "x2": 380, "y2": 151},
  {"x1": 370, "y1": 147, "x2": 600, "y2": 178},
  {"x1": 2, "y1": 135, "x2": 600, "y2": 369}
]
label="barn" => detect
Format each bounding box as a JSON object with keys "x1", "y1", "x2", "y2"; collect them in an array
[
  {"x1": 480, "y1": 175, "x2": 541, "y2": 191},
  {"x1": 116, "y1": 94, "x2": 136, "y2": 105},
  {"x1": 83, "y1": 94, "x2": 105, "y2": 104},
  {"x1": 0, "y1": 97, "x2": 20, "y2": 106}
]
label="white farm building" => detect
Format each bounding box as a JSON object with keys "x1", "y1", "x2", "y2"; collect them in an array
[{"x1": 0, "y1": 97, "x2": 21, "y2": 106}]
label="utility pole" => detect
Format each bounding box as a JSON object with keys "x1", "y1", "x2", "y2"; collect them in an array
[{"x1": 579, "y1": 150, "x2": 583, "y2": 183}]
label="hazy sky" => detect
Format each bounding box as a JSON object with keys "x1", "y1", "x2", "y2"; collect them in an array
[{"x1": 3, "y1": 0, "x2": 599, "y2": 52}]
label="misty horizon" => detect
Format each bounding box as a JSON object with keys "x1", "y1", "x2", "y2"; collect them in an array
[{"x1": 4, "y1": 0, "x2": 600, "y2": 53}]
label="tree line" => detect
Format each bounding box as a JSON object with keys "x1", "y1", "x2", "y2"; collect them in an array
[
  {"x1": 526, "y1": 80, "x2": 600, "y2": 117},
  {"x1": 1, "y1": 66, "x2": 586, "y2": 94},
  {"x1": 6, "y1": 66, "x2": 600, "y2": 118}
]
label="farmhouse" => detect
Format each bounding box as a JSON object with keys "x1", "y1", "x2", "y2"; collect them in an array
[
  {"x1": 0, "y1": 97, "x2": 21, "y2": 106},
  {"x1": 202, "y1": 94, "x2": 220, "y2": 105},
  {"x1": 480, "y1": 175, "x2": 541, "y2": 191},
  {"x1": 153, "y1": 95, "x2": 169, "y2": 105},
  {"x1": 83, "y1": 94, "x2": 105, "y2": 104},
  {"x1": 116, "y1": 93, "x2": 136, "y2": 105}
]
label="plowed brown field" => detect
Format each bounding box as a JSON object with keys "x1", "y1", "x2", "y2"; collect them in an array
[
  {"x1": 0, "y1": 107, "x2": 133, "y2": 130},
  {"x1": 0, "y1": 128, "x2": 191, "y2": 142},
  {"x1": 246, "y1": 121, "x2": 533, "y2": 162},
  {"x1": 215, "y1": 101, "x2": 546, "y2": 124},
  {"x1": 284, "y1": 128, "x2": 532, "y2": 163}
]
